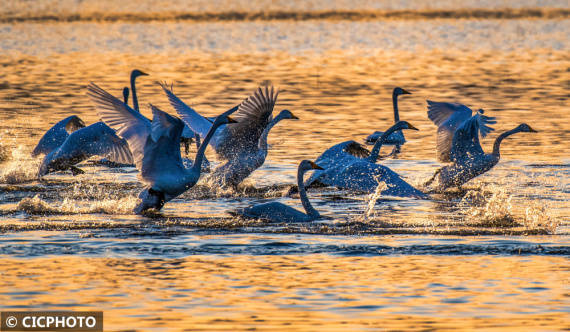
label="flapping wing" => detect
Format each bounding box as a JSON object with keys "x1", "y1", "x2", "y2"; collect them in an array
[
  {"x1": 70, "y1": 122, "x2": 134, "y2": 164},
  {"x1": 449, "y1": 113, "x2": 493, "y2": 161},
  {"x1": 427, "y1": 101, "x2": 474, "y2": 162},
  {"x1": 87, "y1": 82, "x2": 151, "y2": 170},
  {"x1": 343, "y1": 141, "x2": 371, "y2": 159},
  {"x1": 160, "y1": 82, "x2": 213, "y2": 140},
  {"x1": 32, "y1": 115, "x2": 86, "y2": 157},
  {"x1": 226, "y1": 85, "x2": 279, "y2": 148}
]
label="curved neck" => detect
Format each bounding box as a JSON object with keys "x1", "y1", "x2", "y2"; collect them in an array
[
  {"x1": 191, "y1": 121, "x2": 222, "y2": 173},
  {"x1": 367, "y1": 125, "x2": 401, "y2": 163},
  {"x1": 130, "y1": 73, "x2": 140, "y2": 112},
  {"x1": 258, "y1": 114, "x2": 286, "y2": 151},
  {"x1": 492, "y1": 127, "x2": 523, "y2": 157},
  {"x1": 298, "y1": 167, "x2": 319, "y2": 218},
  {"x1": 392, "y1": 91, "x2": 400, "y2": 123}
]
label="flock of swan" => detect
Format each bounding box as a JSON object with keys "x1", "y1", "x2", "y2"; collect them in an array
[{"x1": 31, "y1": 70, "x2": 537, "y2": 219}]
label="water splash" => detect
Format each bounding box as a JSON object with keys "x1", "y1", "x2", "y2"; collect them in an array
[
  {"x1": 363, "y1": 179, "x2": 388, "y2": 220},
  {"x1": 524, "y1": 203, "x2": 560, "y2": 234},
  {"x1": 17, "y1": 195, "x2": 138, "y2": 215},
  {"x1": 0, "y1": 145, "x2": 40, "y2": 184}
]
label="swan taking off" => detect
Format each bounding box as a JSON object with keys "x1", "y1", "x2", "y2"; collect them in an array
[
  {"x1": 32, "y1": 115, "x2": 86, "y2": 157},
  {"x1": 161, "y1": 84, "x2": 279, "y2": 161},
  {"x1": 305, "y1": 121, "x2": 426, "y2": 198},
  {"x1": 426, "y1": 114, "x2": 538, "y2": 190},
  {"x1": 232, "y1": 160, "x2": 323, "y2": 222},
  {"x1": 207, "y1": 109, "x2": 299, "y2": 189},
  {"x1": 427, "y1": 100, "x2": 496, "y2": 162},
  {"x1": 87, "y1": 82, "x2": 237, "y2": 213},
  {"x1": 365, "y1": 87, "x2": 411, "y2": 155},
  {"x1": 38, "y1": 122, "x2": 134, "y2": 177}
]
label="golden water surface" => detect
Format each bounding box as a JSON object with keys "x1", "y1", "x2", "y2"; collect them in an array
[{"x1": 0, "y1": 1, "x2": 568, "y2": 330}]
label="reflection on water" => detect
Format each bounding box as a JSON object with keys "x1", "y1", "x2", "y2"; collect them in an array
[
  {"x1": 0, "y1": 6, "x2": 568, "y2": 330},
  {"x1": 0, "y1": 251, "x2": 567, "y2": 330}
]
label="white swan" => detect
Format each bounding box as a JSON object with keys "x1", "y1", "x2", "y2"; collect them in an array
[
  {"x1": 232, "y1": 160, "x2": 323, "y2": 222},
  {"x1": 38, "y1": 122, "x2": 133, "y2": 177},
  {"x1": 365, "y1": 87, "x2": 411, "y2": 150},
  {"x1": 426, "y1": 114, "x2": 538, "y2": 190},
  {"x1": 86, "y1": 82, "x2": 237, "y2": 213},
  {"x1": 207, "y1": 109, "x2": 298, "y2": 188},
  {"x1": 161, "y1": 84, "x2": 279, "y2": 161},
  {"x1": 305, "y1": 121, "x2": 426, "y2": 198}
]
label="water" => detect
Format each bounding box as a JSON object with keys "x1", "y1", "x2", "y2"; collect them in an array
[{"x1": 0, "y1": 1, "x2": 569, "y2": 330}]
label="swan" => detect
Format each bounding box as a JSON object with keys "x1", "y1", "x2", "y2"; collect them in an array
[
  {"x1": 32, "y1": 115, "x2": 86, "y2": 157},
  {"x1": 86, "y1": 82, "x2": 237, "y2": 213},
  {"x1": 426, "y1": 100, "x2": 496, "y2": 162},
  {"x1": 232, "y1": 160, "x2": 323, "y2": 222},
  {"x1": 161, "y1": 84, "x2": 279, "y2": 161},
  {"x1": 128, "y1": 69, "x2": 148, "y2": 112},
  {"x1": 207, "y1": 109, "x2": 298, "y2": 188},
  {"x1": 305, "y1": 121, "x2": 426, "y2": 198},
  {"x1": 38, "y1": 122, "x2": 133, "y2": 177},
  {"x1": 426, "y1": 115, "x2": 538, "y2": 190},
  {"x1": 364, "y1": 87, "x2": 411, "y2": 155}
]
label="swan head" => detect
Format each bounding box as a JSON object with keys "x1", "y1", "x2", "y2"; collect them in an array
[
  {"x1": 393, "y1": 120, "x2": 419, "y2": 131},
  {"x1": 393, "y1": 87, "x2": 411, "y2": 96},
  {"x1": 278, "y1": 109, "x2": 299, "y2": 120},
  {"x1": 516, "y1": 123, "x2": 538, "y2": 133},
  {"x1": 131, "y1": 69, "x2": 148, "y2": 79},
  {"x1": 299, "y1": 160, "x2": 324, "y2": 172}
]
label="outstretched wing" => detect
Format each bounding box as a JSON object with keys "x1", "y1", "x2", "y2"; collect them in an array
[
  {"x1": 449, "y1": 113, "x2": 496, "y2": 161},
  {"x1": 32, "y1": 115, "x2": 86, "y2": 156},
  {"x1": 68, "y1": 122, "x2": 133, "y2": 164},
  {"x1": 160, "y1": 82, "x2": 215, "y2": 140},
  {"x1": 223, "y1": 86, "x2": 279, "y2": 155},
  {"x1": 87, "y1": 82, "x2": 151, "y2": 170},
  {"x1": 343, "y1": 141, "x2": 371, "y2": 159},
  {"x1": 427, "y1": 101, "x2": 474, "y2": 162}
]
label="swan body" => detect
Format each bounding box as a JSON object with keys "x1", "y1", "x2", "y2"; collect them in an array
[
  {"x1": 32, "y1": 115, "x2": 86, "y2": 157},
  {"x1": 430, "y1": 118, "x2": 537, "y2": 190},
  {"x1": 365, "y1": 87, "x2": 410, "y2": 147},
  {"x1": 306, "y1": 121, "x2": 426, "y2": 198},
  {"x1": 38, "y1": 122, "x2": 133, "y2": 177},
  {"x1": 233, "y1": 160, "x2": 323, "y2": 222},
  {"x1": 427, "y1": 100, "x2": 496, "y2": 162},
  {"x1": 87, "y1": 81, "x2": 237, "y2": 213},
  {"x1": 163, "y1": 84, "x2": 279, "y2": 161},
  {"x1": 208, "y1": 109, "x2": 298, "y2": 188}
]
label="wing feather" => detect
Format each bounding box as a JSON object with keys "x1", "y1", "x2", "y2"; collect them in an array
[{"x1": 86, "y1": 82, "x2": 150, "y2": 170}]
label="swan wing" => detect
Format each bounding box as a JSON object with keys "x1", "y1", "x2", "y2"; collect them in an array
[
  {"x1": 66, "y1": 122, "x2": 134, "y2": 164},
  {"x1": 32, "y1": 115, "x2": 86, "y2": 156},
  {"x1": 225, "y1": 86, "x2": 278, "y2": 153},
  {"x1": 140, "y1": 106, "x2": 185, "y2": 183},
  {"x1": 427, "y1": 101, "x2": 474, "y2": 162},
  {"x1": 449, "y1": 113, "x2": 491, "y2": 161},
  {"x1": 160, "y1": 82, "x2": 215, "y2": 142},
  {"x1": 87, "y1": 82, "x2": 150, "y2": 170},
  {"x1": 342, "y1": 141, "x2": 371, "y2": 159}
]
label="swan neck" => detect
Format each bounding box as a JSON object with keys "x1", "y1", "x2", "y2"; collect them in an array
[
  {"x1": 130, "y1": 73, "x2": 140, "y2": 112},
  {"x1": 492, "y1": 127, "x2": 521, "y2": 157},
  {"x1": 258, "y1": 114, "x2": 284, "y2": 150},
  {"x1": 392, "y1": 91, "x2": 400, "y2": 122},
  {"x1": 298, "y1": 167, "x2": 319, "y2": 218},
  {"x1": 191, "y1": 121, "x2": 220, "y2": 173},
  {"x1": 367, "y1": 125, "x2": 399, "y2": 162}
]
